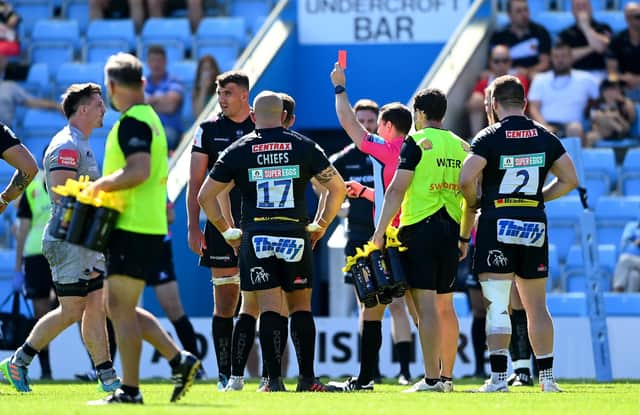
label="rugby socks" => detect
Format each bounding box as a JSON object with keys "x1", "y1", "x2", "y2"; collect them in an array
[
  {"x1": 279, "y1": 315, "x2": 288, "y2": 356},
  {"x1": 259, "y1": 311, "x2": 283, "y2": 378},
  {"x1": 212, "y1": 316, "x2": 233, "y2": 379},
  {"x1": 471, "y1": 316, "x2": 487, "y2": 375},
  {"x1": 231, "y1": 314, "x2": 256, "y2": 376},
  {"x1": 168, "y1": 352, "x2": 182, "y2": 369},
  {"x1": 358, "y1": 320, "x2": 382, "y2": 385},
  {"x1": 489, "y1": 349, "x2": 509, "y2": 383},
  {"x1": 536, "y1": 353, "x2": 554, "y2": 382},
  {"x1": 509, "y1": 309, "x2": 532, "y2": 375},
  {"x1": 396, "y1": 341, "x2": 412, "y2": 377},
  {"x1": 172, "y1": 315, "x2": 198, "y2": 356},
  {"x1": 121, "y1": 385, "x2": 140, "y2": 397},
  {"x1": 106, "y1": 318, "x2": 117, "y2": 362},
  {"x1": 38, "y1": 347, "x2": 51, "y2": 376},
  {"x1": 290, "y1": 311, "x2": 316, "y2": 379},
  {"x1": 13, "y1": 342, "x2": 38, "y2": 367}
]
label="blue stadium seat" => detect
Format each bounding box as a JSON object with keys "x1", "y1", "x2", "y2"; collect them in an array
[
  {"x1": 547, "y1": 292, "x2": 587, "y2": 316},
  {"x1": 181, "y1": 92, "x2": 194, "y2": 129},
  {"x1": 620, "y1": 148, "x2": 640, "y2": 196},
  {"x1": 545, "y1": 196, "x2": 583, "y2": 261},
  {"x1": 496, "y1": 12, "x2": 509, "y2": 29},
  {"x1": 14, "y1": 0, "x2": 54, "y2": 40},
  {"x1": 565, "y1": 244, "x2": 583, "y2": 273},
  {"x1": 230, "y1": 0, "x2": 270, "y2": 36},
  {"x1": 548, "y1": 243, "x2": 561, "y2": 291},
  {"x1": 85, "y1": 19, "x2": 136, "y2": 63},
  {"x1": 598, "y1": 244, "x2": 617, "y2": 277},
  {"x1": 194, "y1": 17, "x2": 245, "y2": 68},
  {"x1": 23, "y1": 62, "x2": 51, "y2": 98},
  {"x1": 54, "y1": 62, "x2": 104, "y2": 98},
  {"x1": 564, "y1": 271, "x2": 588, "y2": 292},
  {"x1": 168, "y1": 59, "x2": 197, "y2": 90},
  {"x1": 29, "y1": 19, "x2": 79, "y2": 73},
  {"x1": 453, "y1": 292, "x2": 470, "y2": 317},
  {"x1": 593, "y1": 11, "x2": 627, "y2": 33},
  {"x1": 140, "y1": 18, "x2": 191, "y2": 62},
  {"x1": 21, "y1": 109, "x2": 66, "y2": 140},
  {"x1": 595, "y1": 196, "x2": 640, "y2": 245},
  {"x1": 23, "y1": 135, "x2": 54, "y2": 167},
  {"x1": 583, "y1": 147, "x2": 617, "y2": 189},
  {"x1": 63, "y1": 0, "x2": 90, "y2": 34},
  {"x1": 535, "y1": 11, "x2": 573, "y2": 36},
  {"x1": 603, "y1": 293, "x2": 640, "y2": 316}
]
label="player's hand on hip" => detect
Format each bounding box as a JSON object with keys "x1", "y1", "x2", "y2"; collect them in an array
[
  {"x1": 188, "y1": 227, "x2": 206, "y2": 255},
  {"x1": 330, "y1": 63, "x2": 346, "y2": 87},
  {"x1": 458, "y1": 241, "x2": 469, "y2": 261},
  {"x1": 306, "y1": 222, "x2": 325, "y2": 249},
  {"x1": 222, "y1": 227, "x2": 242, "y2": 256}
]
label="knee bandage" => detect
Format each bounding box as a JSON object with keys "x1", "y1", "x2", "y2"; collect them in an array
[
  {"x1": 480, "y1": 279, "x2": 512, "y2": 336},
  {"x1": 212, "y1": 273, "x2": 240, "y2": 286}
]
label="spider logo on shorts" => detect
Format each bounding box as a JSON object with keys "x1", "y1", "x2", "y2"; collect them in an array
[
  {"x1": 487, "y1": 249, "x2": 508, "y2": 267},
  {"x1": 250, "y1": 267, "x2": 270, "y2": 285}
]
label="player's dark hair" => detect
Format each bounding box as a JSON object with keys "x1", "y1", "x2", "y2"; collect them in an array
[
  {"x1": 413, "y1": 88, "x2": 447, "y2": 121},
  {"x1": 217, "y1": 70, "x2": 250, "y2": 90},
  {"x1": 492, "y1": 75, "x2": 525, "y2": 109},
  {"x1": 104, "y1": 52, "x2": 144, "y2": 88},
  {"x1": 379, "y1": 102, "x2": 412, "y2": 135},
  {"x1": 552, "y1": 39, "x2": 571, "y2": 51},
  {"x1": 279, "y1": 93, "x2": 295, "y2": 125},
  {"x1": 61, "y1": 82, "x2": 101, "y2": 119},
  {"x1": 354, "y1": 99, "x2": 379, "y2": 117}
]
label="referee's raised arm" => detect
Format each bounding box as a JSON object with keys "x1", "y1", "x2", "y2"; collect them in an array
[{"x1": 330, "y1": 63, "x2": 367, "y2": 149}]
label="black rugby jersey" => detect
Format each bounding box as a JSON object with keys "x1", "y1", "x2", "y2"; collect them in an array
[
  {"x1": 330, "y1": 143, "x2": 374, "y2": 239},
  {"x1": 0, "y1": 122, "x2": 21, "y2": 157},
  {"x1": 210, "y1": 127, "x2": 331, "y2": 227},
  {"x1": 192, "y1": 112, "x2": 255, "y2": 221},
  {"x1": 470, "y1": 115, "x2": 566, "y2": 217}
]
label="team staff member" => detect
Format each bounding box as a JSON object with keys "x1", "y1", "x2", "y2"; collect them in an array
[
  {"x1": 187, "y1": 70, "x2": 255, "y2": 391},
  {"x1": 198, "y1": 91, "x2": 346, "y2": 392},
  {"x1": 372, "y1": 88, "x2": 473, "y2": 393},
  {"x1": 459, "y1": 75, "x2": 578, "y2": 393},
  {"x1": 329, "y1": 63, "x2": 415, "y2": 392},
  {"x1": 15, "y1": 167, "x2": 56, "y2": 380},
  {"x1": 89, "y1": 53, "x2": 199, "y2": 404},
  {"x1": 1, "y1": 84, "x2": 120, "y2": 394}
]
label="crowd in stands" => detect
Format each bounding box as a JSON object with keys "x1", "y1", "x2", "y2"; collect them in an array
[{"x1": 467, "y1": 0, "x2": 640, "y2": 293}]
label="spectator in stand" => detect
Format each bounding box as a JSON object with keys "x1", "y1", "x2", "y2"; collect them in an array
[
  {"x1": 146, "y1": 0, "x2": 204, "y2": 33},
  {"x1": 0, "y1": 1, "x2": 20, "y2": 57},
  {"x1": 490, "y1": 0, "x2": 551, "y2": 79},
  {"x1": 467, "y1": 45, "x2": 530, "y2": 135},
  {"x1": 145, "y1": 45, "x2": 184, "y2": 152},
  {"x1": 613, "y1": 220, "x2": 640, "y2": 292},
  {"x1": 528, "y1": 41, "x2": 598, "y2": 141},
  {"x1": 558, "y1": 0, "x2": 611, "y2": 82},
  {"x1": 586, "y1": 78, "x2": 636, "y2": 146},
  {"x1": 0, "y1": 56, "x2": 60, "y2": 128},
  {"x1": 89, "y1": 0, "x2": 145, "y2": 33},
  {"x1": 192, "y1": 55, "x2": 221, "y2": 117},
  {"x1": 607, "y1": 2, "x2": 640, "y2": 102}
]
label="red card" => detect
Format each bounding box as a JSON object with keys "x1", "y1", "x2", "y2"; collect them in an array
[{"x1": 338, "y1": 50, "x2": 347, "y2": 69}]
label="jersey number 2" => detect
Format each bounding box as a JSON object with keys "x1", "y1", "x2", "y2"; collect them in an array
[
  {"x1": 256, "y1": 179, "x2": 294, "y2": 209},
  {"x1": 499, "y1": 167, "x2": 538, "y2": 195}
]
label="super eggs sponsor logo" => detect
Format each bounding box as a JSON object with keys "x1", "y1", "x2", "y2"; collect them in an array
[
  {"x1": 248, "y1": 165, "x2": 300, "y2": 181},
  {"x1": 499, "y1": 152, "x2": 545, "y2": 169}
]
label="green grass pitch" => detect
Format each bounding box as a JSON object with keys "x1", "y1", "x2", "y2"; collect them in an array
[{"x1": 1, "y1": 378, "x2": 639, "y2": 415}]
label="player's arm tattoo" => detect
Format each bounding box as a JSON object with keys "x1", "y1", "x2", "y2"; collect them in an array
[
  {"x1": 314, "y1": 166, "x2": 338, "y2": 184},
  {"x1": 8, "y1": 169, "x2": 32, "y2": 193}
]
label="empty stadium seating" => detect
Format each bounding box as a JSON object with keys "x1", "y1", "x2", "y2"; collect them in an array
[
  {"x1": 595, "y1": 196, "x2": 640, "y2": 246},
  {"x1": 620, "y1": 148, "x2": 640, "y2": 196},
  {"x1": 54, "y1": 62, "x2": 104, "y2": 98},
  {"x1": 140, "y1": 18, "x2": 191, "y2": 62},
  {"x1": 546, "y1": 196, "x2": 584, "y2": 261},
  {"x1": 85, "y1": 19, "x2": 137, "y2": 63},
  {"x1": 29, "y1": 19, "x2": 79, "y2": 73}
]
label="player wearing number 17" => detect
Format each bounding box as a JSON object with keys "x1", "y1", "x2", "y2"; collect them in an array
[
  {"x1": 459, "y1": 75, "x2": 579, "y2": 393},
  {"x1": 198, "y1": 91, "x2": 346, "y2": 392}
]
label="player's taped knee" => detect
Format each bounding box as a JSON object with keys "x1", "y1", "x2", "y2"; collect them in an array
[
  {"x1": 480, "y1": 279, "x2": 512, "y2": 336},
  {"x1": 212, "y1": 273, "x2": 240, "y2": 286}
]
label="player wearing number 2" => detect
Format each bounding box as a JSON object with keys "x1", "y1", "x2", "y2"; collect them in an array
[{"x1": 459, "y1": 75, "x2": 578, "y2": 393}]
